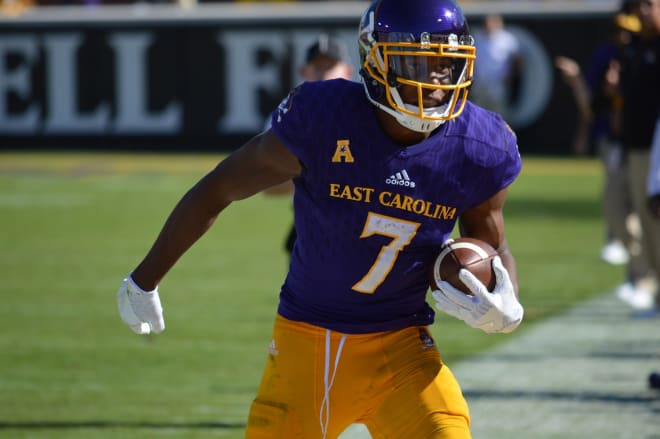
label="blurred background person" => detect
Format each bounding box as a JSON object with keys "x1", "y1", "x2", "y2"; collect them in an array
[
  {"x1": 264, "y1": 33, "x2": 354, "y2": 258},
  {"x1": 470, "y1": 14, "x2": 523, "y2": 121},
  {"x1": 554, "y1": 55, "x2": 593, "y2": 156},
  {"x1": 555, "y1": 7, "x2": 651, "y2": 309},
  {"x1": 583, "y1": 8, "x2": 640, "y2": 270},
  {"x1": 616, "y1": 0, "x2": 660, "y2": 311}
]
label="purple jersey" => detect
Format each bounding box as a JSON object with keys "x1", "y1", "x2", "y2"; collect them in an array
[{"x1": 270, "y1": 79, "x2": 521, "y2": 333}]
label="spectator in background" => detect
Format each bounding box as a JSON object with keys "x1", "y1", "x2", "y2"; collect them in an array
[
  {"x1": 470, "y1": 14, "x2": 523, "y2": 120},
  {"x1": 264, "y1": 33, "x2": 353, "y2": 257},
  {"x1": 616, "y1": 0, "x2": 660, "y2": 310},
  {"x1": 297, "y1": 33, "x2": 353, "y2": 91},
  {"x1": 586, "y1": 9, "x2": 650, "y2": 301},
  {"x1": 555, "y1": 8, "x2": 651, "y2": 309},
  {"x1": 554, "y1": 55, "x2": 593, "y2": 156}
]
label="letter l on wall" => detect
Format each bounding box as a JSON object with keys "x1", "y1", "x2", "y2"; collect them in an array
[{"x1": 110, "y1": 32, "x2": 181, "y2": 134}]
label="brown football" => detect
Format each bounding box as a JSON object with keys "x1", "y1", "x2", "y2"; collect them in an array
[{"x1": 430, "y1": 237, "x2": 498, "y2": 294}]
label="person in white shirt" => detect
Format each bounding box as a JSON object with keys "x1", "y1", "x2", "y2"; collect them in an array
[{"x1": 470, "y1": 14, "x2": 523, "y2": 120}]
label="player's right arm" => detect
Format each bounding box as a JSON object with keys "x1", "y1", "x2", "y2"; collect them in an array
[
  {"x1": 117, "y1": 130, "x2": 301, "y2": 333},
  {"x1": 133, "y1": 130, "x2": 300, "y2": 290}
]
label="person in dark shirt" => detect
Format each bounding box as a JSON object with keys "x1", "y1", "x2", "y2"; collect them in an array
[
  {"x1": 617, "y1": 0, "x2": 660, "y2": 311},
  {"x1": 556, "y1": 7, "x2": 656, "y2": 308}
]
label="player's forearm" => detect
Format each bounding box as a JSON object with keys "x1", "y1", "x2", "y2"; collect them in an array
[{"x1": 131, "y1": 183, "x2": 230, "y2": 291}]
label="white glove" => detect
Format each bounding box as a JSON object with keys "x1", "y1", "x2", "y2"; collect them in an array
[
  {"x1": 117, "y1": 275, "x2": 165, "y2": 335},
  {"x1": 432, "y1": 256, "x2": 523, "y2": 333}
]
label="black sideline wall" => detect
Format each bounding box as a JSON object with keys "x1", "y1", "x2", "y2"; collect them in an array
[{"x1": 0, "y1": 2, "x2": 619, "y2": 154}]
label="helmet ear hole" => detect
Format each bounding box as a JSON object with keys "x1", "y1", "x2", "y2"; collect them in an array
[{"x1": 359, "y1": 68, "x2": 384, "y2": 100}]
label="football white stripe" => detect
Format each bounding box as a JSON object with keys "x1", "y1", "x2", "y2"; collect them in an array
[
  {"x1": 432, "y1": 241, "x2": 491, "y2": 284},
  {"x1": 448, "y1": 242, "x2": 491, "y2": 259}
]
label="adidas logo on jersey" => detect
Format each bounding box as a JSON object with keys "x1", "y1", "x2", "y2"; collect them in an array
[{"x1": 386, "y1": 170, "x2": 416, "y2": 188}]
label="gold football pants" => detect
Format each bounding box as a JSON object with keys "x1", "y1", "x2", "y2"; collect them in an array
[{"x1": 246, "y1": 314, "x2": 471, "y2": 439}]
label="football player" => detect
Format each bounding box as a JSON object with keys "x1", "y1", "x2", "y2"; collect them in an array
[{"x1": 117, "y1": 0, "x2": 524, "y2": 437}]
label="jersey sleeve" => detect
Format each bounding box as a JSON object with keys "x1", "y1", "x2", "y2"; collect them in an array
[
  {"x1": 486, "y1": 121, "x2": 521, "y2": 190},
  {"x1": 269, "y1": 82, "x2": 316, "y2": 170},
  {"x1": 460, "y1": 114, "x2": 522, "y2": 206}
]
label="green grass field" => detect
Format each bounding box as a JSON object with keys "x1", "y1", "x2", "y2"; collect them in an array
[{"x1": 0, "y1": 152, "x2": 625, "y2": 438}]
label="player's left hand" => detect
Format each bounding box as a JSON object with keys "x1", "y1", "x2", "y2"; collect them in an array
[
  {"x1": 117, "y1": 275, "x2": 165, "y2": 335},
  {"x1": 432, "y1": 256, "x2": 523, "y2": 333}
]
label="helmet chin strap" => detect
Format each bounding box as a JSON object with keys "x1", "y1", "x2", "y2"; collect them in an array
[
  {"x1": 390, "y1": 86, "x2": 450, "y2": 133},
  {"x1": 360, "y1": 79, "x2": 450, "y2": 134},
  {"x1": 395, "y1": 107, "x2": 447, "y2": 133}
]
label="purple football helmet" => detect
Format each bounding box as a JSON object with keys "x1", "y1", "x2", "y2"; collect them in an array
[{"x1": 358, "y1": 0, "x2": 475, "y2": 132}]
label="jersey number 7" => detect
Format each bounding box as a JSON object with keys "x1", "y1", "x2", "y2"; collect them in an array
[{"x1": 352, "y1": 212, "x2": 421, "y2": 294}]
